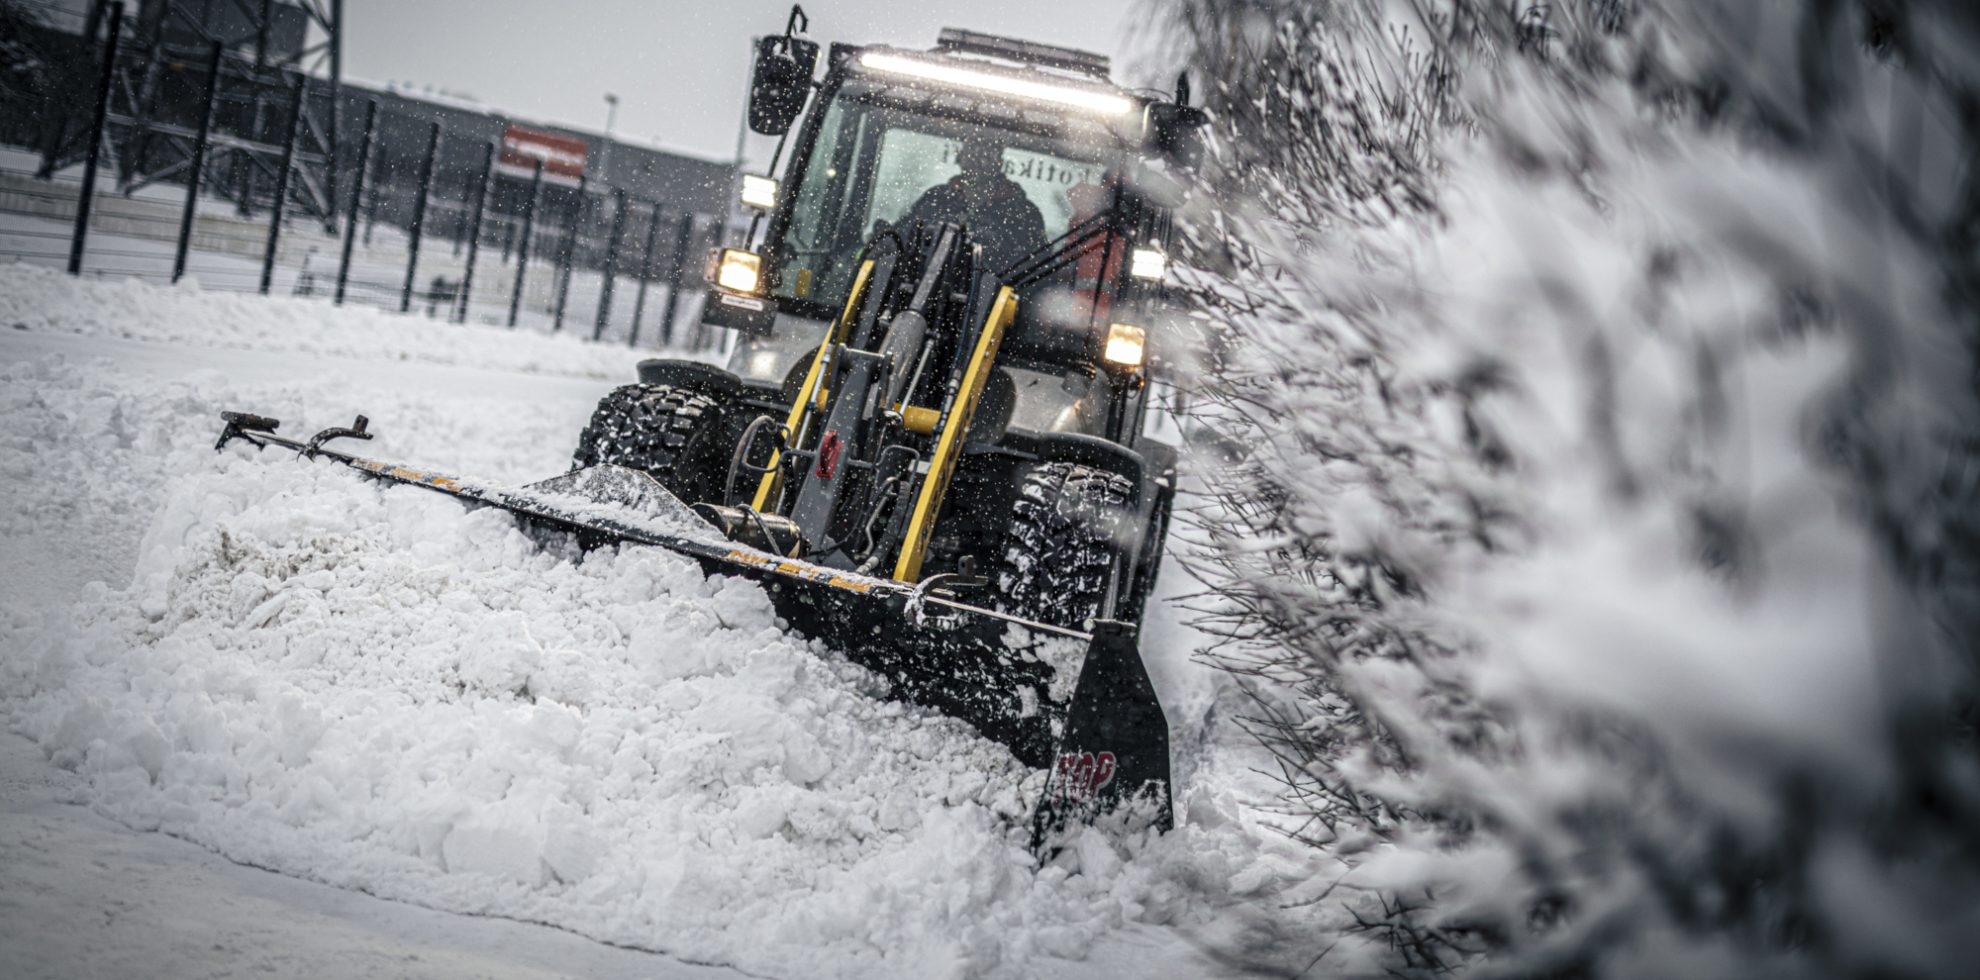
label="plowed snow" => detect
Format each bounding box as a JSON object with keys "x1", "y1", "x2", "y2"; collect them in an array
[{"x1": 0, "y1": 266, "x2": 1324, "y2": 978}]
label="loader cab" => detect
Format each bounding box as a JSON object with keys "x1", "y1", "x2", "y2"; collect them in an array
[{"x1": 702, "y1": 29, "x2": 1191, "y2": 450}]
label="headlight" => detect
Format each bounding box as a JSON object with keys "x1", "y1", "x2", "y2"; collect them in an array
[
  {"x1": 713, "y1": 249, "x2": 763, "y2": 294},
  {"x1": 1102, "y1": 322, "x2": 1145, "y2": 370},
  {"x1": 1129, "y1": 247, "x2": 1167, "y2": 282},
  {"x1": 739, "y1": 174, "x2": 778, "y2": 210}
]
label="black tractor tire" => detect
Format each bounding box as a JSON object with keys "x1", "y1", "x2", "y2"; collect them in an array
[
  {"x1": 992, "y1": 460, "x2": 1134, "y2": 630},
  {"x1": 572, "y1": 384, "x2": 732, "y2": 505}
]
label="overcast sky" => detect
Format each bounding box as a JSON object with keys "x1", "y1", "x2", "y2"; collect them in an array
[{"x1": 343, "y1": 0, "x2": 1137, "y2": 163}]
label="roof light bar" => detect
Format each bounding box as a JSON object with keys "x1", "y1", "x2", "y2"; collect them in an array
[
  {"x1": 935, "y1": 28, "x2": 1111, "y2": 79},
  {"x1": 858, "y1": 51, "x2": 1135, "y2": 117}
]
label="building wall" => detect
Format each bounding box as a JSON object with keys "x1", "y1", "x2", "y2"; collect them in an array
[{"x1": 341, "y1": 81, "x2": 733, "y2": 234}]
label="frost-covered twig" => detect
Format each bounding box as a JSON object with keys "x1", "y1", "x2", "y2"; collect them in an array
[{"x1": 1151, "y1": 0, "x2": 1980, "y2": 974}]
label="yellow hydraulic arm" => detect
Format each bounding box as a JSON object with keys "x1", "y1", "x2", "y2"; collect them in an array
[{"x1": 893, "y1": 286, "x2": 1018, "y2": 582}]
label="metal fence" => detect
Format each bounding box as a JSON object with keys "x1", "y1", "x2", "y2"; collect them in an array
[{"x1": 2, "y1": 2, "x2": 724, "y2": 349}]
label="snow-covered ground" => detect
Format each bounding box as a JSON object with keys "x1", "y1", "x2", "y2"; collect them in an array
[
  {"x1": 0, "y1": 730, "x2": 739, "y2": 979},
  {"x1": 0, "y1": 265, "x2": 1329, "y2": 978}
]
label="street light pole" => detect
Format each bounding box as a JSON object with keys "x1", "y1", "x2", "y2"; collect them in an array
[{"x1": 599, "y1": 93, "x2": 619, "y2": 187}]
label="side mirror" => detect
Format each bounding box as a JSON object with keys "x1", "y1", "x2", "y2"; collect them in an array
[
  {"x1": 748, "y1": 7, "x2": 819, "y2": 136},
  {"x1": 1143, "y1": 102, "x2": 1207, "y2": 172}
]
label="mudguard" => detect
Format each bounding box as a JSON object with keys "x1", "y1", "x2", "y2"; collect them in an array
[{"x1": 633, "y1": 359, "x2": 756, "y2": 400}]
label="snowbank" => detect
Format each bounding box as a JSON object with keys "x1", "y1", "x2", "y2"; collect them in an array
[
  {"x1": 0, "y1": 262, "x2": 655, "y2": 381},
  {"x1": 0, "y1": 450, "x2": 1295, "y2": 977},
  {"x1": 0, "y1": 269, "x2": 1327, "y2": 977}
]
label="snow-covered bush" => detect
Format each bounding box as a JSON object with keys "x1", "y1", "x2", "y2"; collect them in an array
[{"x1": 1151, "y1": 0, "x2": 1980, "y2": 973}]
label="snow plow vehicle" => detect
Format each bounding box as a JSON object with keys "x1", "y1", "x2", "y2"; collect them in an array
[{"x1": 216, "y1": 10, "x2": 1203, "y2": 849}]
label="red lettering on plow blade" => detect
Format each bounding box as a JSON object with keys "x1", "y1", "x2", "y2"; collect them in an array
[{"x1": 1052, "y1": 750, "x2": 1117, "y2": 803}]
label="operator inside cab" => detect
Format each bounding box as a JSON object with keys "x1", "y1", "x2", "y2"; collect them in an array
[{"x1": 901, "y1": 138, "x2": 1048, "y2": 274}]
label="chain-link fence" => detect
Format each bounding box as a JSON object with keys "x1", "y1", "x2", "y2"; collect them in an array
[{"x1": 3, "y1": 0, "x2": 730, "y2": 350}]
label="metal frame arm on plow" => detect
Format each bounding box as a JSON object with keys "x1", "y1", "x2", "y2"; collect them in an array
[
  {"x1": 752, "y1": 259, "x2": 876, "y2": 513},
  {"x1": 215, "y1": 411, "x2": 1173, "y2": 854}
]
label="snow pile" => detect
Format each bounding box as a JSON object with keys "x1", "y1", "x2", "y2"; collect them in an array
[
  {"x1": 0, "y1": 460, "x2": 1269, "y2": 976},
  {"x1": 0, "y1": 364, "x2": 1316, "y2": 977},
  {"x1": 0, "y1": 263, "x2": 655, "y2": 381},
  {"x1": 0, "y1": 348, "x2": 588, "y2": 604}
]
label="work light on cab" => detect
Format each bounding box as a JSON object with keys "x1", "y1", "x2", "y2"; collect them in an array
[
  {"x1": 1129, "y1": 247, "x2": 1166, "y2": 282},
  {"x1": 740, "y1": 174, "x2": 779, "y2": 210},
  {"x1": 1103, "y1": 322, "x2": 1146, "y2": 370},
  {"x1": 711, "y1": 248, "x2": 763, "y2": 294}
]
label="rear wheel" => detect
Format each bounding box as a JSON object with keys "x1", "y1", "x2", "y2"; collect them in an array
[
  {"x1": 991, "y1": 461, "x2": 1133, "y2": 630},
  {"x1": 572, "y1": 384, "x2": 731, "y2": 504}
]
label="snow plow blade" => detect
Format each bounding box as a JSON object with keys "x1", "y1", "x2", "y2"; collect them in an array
[{"x1": 217, "y1": 411, "x2": 1171, "y2": 845}]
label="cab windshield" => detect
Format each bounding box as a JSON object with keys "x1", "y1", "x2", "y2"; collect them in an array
[{"x1": 771, "y1": 74, "x2": 1124, "y2": 312}]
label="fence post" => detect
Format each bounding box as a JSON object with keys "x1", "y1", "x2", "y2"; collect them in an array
[
  {"x1": 455, "y1": 141, "x2": 495, "y2": 324},
  {"x1": 400, "y1": 121, "x2": 442, "y2": 313},
  {"x1": 172, "y1": 41, "x2": 225, "y2": 285},
  {"x1": 324, "y1": 0, "x2": 343, "y2": 233},
  {"x1": 627, "y1": 200, "x2": 663, "y2": 347},
  {"x1": 38, "y1": 0, "x2": 107, "y2": 179},
  {"x1": 363, "y1": 148, "x2": 381, "y2": 245},
  {"x1": 259, "y1": 76, "x2": 306, "y2": 295},
  {"x1": 334, "y1": 100, "x2": 378, "y2": 305},
  {"x1": 552, "y1": 175, "x2": 587, "y2": 332},
  {"x1": 245, "y1": 0, "x2": 273, "y2": 218},
  {"x1": 659, "y1": 211, "x2": 696, "y2": 347},
  {"x1": 452, "y1": 148, "x2": 478, "y2": 257},
  {"x1": 234, "y1": 91, "x2": 265, "y2": 217},
  {"x1": 66, "y1": 2, "x2": 125, "y2": 277},
  {"x1": 508, "y1": 160, "x2": 544, "y2": 328},
  {"x1": 594, "y1": 187, "x2": 630, "y2": 341},
  {"x1": 118, "y1": 54, "x2": 161, "y2": 189}
]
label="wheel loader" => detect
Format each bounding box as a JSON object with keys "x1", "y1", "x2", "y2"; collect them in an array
[{"x1": 216, "y1": 8, "x2": 1204, "y2": 850}]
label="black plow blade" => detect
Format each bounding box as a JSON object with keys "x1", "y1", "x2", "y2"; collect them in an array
[
  {"x1": 1030, "y1": 620, "x2": 1174, "y2": 852},
  {"x1": 217, "y1": 411, "x2": 1175, "y2": 851}
]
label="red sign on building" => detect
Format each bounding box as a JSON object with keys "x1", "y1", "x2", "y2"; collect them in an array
[{"x1": 499, "y1": 124, "x2": 587, "y2": 180}]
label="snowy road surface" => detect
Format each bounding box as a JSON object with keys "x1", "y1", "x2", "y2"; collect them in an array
[
  {"x1": 0, "y1": 266, "x2": 1327, "y2": 978},
  {"x1": 0, "y1": 732, "x2": 745, "y2": 979}
]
